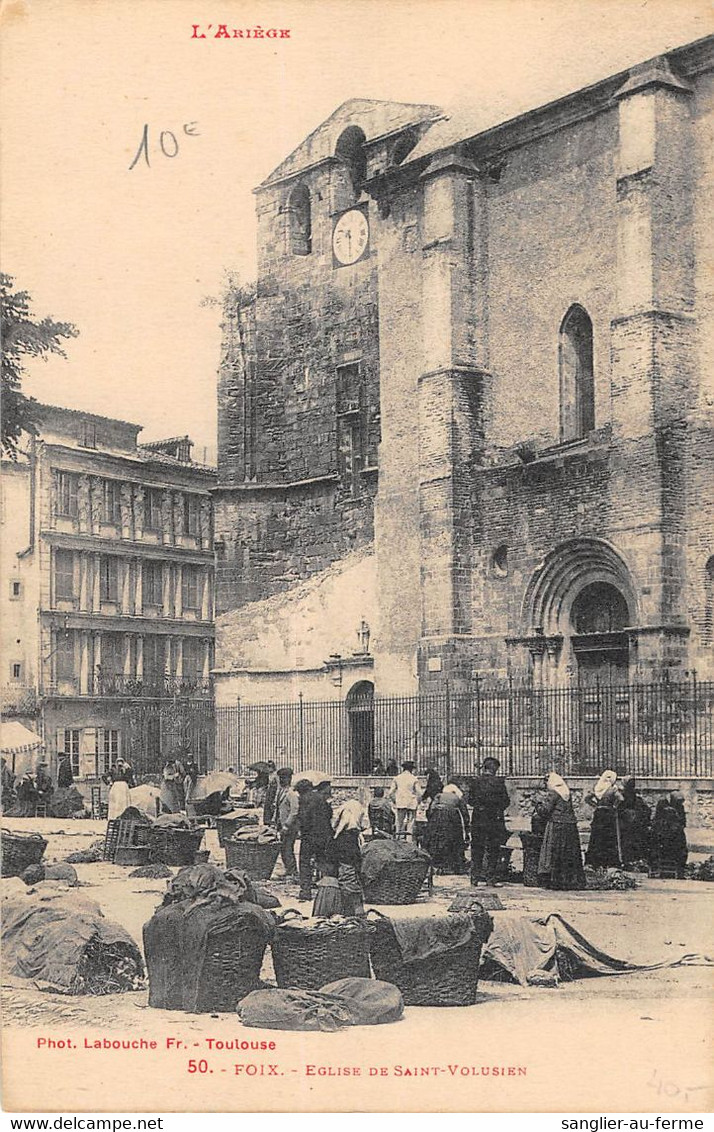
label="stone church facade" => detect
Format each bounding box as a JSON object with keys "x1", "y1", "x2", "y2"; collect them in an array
[{"x1": 214, "y1": 37, "x2": 714, "y2": 711}]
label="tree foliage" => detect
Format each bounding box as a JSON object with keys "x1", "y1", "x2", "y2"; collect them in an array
[{"x1": 1, "y1": 273, "x2": 78, "y2": 457}]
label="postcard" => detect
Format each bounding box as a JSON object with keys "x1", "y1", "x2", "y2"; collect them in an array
[{"x1": 1, "y1": 0, "x2": 713, "y2": 1114}]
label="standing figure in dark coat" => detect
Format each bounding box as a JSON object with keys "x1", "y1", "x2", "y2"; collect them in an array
[
  {"x1": 15, "y1": 773, "x2": 37, "y2": 817},
  {"x1": 585, "y1": 770, "x2": 623, "y2": 868},
  {"x1": 537, "y1": 773, "x2": 586, "y2": 890},
  {"x1": 1, "y1": 758, "x2": 16, "y2": 812},
  {"x1": 424, "y1": 784, "x2": 469, "y2": 874},
  {"x1": 649, "y1": 791, "x2": 688, "y2": 877},
  {"x1": 469, "y1": 757, "x2": 510, "y2": 886},
  {"x1": 296, "y1": 777, "x2": 334, "y2": 901},
  {"x1": 57, "y1": 754, "x2": 74, "y2": 789},
  {"x1": 619, "y1": 776, "x2": 651, "y2": 866},
  {"x1": 263, "y1": 761, "x2": 279, "y2": 825},
  {"x1": 422, "y1": 768, "x2": 444, "y2": 806}
]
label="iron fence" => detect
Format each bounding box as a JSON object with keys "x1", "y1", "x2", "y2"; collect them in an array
[{"x1": 214, "y1": 677, "x2": 714, "y2": 779}]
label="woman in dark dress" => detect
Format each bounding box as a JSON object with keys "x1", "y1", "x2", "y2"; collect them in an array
[
  {"x1": 326, "y1": 800, "x2": 368, "y2": 915},
  {"x1": 537, "y1": 773, "x2": 585, "y2": 890},
  {"x1": 585, "y1": 769, "x2": 623, "y2": 868},
  {"x1": 423, "y1": 784, "x2": 469, "y2": 874},
  {"x1": 649, "y1": 791, "x2": 688, "y2": 877},
  {"x1": 619, "y1": 776, "x2": 651, "y2": 866}
]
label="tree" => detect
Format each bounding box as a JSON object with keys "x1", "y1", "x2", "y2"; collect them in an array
[{"x1": 1, "y1": 273, "x2": 78, "y2": 457}]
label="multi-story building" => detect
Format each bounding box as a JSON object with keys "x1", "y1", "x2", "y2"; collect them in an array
[{"x1": 1, "y1": 404, "x2": 216, "y2": 787}]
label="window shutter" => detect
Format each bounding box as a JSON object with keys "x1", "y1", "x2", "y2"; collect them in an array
[{"x1": 80, "y1": 727, "x2": 98, "y2": 777}]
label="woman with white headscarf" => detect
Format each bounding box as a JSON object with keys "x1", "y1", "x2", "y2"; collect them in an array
[
  {"x1": 536, "y1": 773, "x2": 586, "y2": 890},
  {"x1": 423, "y1": 782, "x2": 470, "y2": 875},
  {"x1": 585, "y1": 769, "x2": 624, "y2": 868},
  {"x1": 324, "y1": 799, "x2": 368, "y2": 916}
]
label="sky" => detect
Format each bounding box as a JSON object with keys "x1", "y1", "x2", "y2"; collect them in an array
[{"x1": 1, "y1": 0, "x2": 712, "y2": 458}]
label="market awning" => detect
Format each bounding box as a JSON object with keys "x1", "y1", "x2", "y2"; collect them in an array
[{"x1": 0, "y1": 721, "x2": 45, "y2": 757}]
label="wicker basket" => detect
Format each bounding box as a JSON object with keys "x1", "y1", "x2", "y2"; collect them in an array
[
  {"x1": 519, "y1": 832, "x2": 543, "y2": 888},
  {"x1": 368, "y1": 911, "x2": 493, "y2": 1006},
  {"x1": 224, "y1": 838, "x2": 281, "y2": 880},
  {"x1": 148, "y1": 827, "x2": 204, "y2": 866},
  {"x1": 362, "y1": 857, "x2": 431, "y2": 905},
  {"x1": 216, "y1": 813, "x2": 259, "y2": 848},
  {"x1": 271, "y1": 914, "x2": 373, "y2": 991},
  {"x1": 1, "y1": 830, "x2": 48, "y2": 877},
  {"x1": 103, "y1": 820, "x2": 150, "y2": 863},
  {"x1": 115, "y1": 846, "x2": 151, "y2": 867}
]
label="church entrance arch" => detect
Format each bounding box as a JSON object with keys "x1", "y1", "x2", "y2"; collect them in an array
[{"x1": 346, "y1": 680, "x2": 374, "y2": 774}]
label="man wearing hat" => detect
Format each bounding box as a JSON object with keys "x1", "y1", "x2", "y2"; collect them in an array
[
  {"x1": 469, "y1": 756, "x2": 510, "y2": 886},
  {"x1": 295, "y1": 775, "x2": 334, "y2": 901},
  {"x1": 274, "y1": 767, "x2": 299, "y2": 879},
  {"x1": 387, "y1": 760, "x2": 422, "y2": 839}
]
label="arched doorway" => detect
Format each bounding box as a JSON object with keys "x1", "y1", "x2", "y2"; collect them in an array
[
  {"x1": 346, "y1": 680, "x2": 374, "y2": 774},
  {"x1": 571, "y1": 581, "x2": 630, "y2": 685}
]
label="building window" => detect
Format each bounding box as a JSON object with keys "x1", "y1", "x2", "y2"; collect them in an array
[
  {"x1": 336, "y1": 363, "x2": 365, "y2": 495},
  {"x1": 102, "y1": 479, "x2": 122, "y2": 525},
  {"x1": 56, "y1": 471, "x2": 79, "y2": 517},
  {"x1": 60, "y1": 728, "x2": 81, "y2": 778},
  {"x1": 287, "y1": 183, "x2": 312, "y2": 256},
  {"x1": 560, "y1": 305, "x2": 595, "y2": 442},
  {"x1": 143, "y1": 636, "x2": 166, "y2": 682},
  {"x1": 54, "y1": 548, "x2": 75, "y2": 601},
  {"x1": 182, "y1": 637, "x2": 202, "y2": 683},
  {"x1": 96, "y1": 729, "x2": 120, "y2": 776},
  {"x1": 100, "y1": 633, "x2": 124, "y2": 680},
  {"x1": 55, "y1": 631, "x2": 75, "y2": 685},
  {"x1": 81, "y1": 420, "x2": 97, "y2": 448},
  {"x1": 99, "y1": 555, "x2": 119, "y2": 602},
  {"x1": 335, "y1": 126, "x2": 367, "y2": 198},
  {"x1": 11, "y1": 662, "x2": 22, "y2": 680},
  {"x1": 183, "y1": 495, "x2": 200, "y2": 536},
  {"x1": 9, "y1": 580, "x2": 22, "y2": 599},
  {"x1": 492, "y1": 545, "x2": 509, "y2": 577},
  {"x1": 182, "y1": 567, "x2": 200, "y2": 612},
  {"x1": 142, "y1": 560, "x2": 163, "y2": 606},
  {"x1": 146, "y1": 488, "x2": 163, "y2": 531}
]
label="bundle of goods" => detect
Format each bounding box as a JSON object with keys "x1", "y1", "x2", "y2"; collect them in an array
[
  {"x1": 64, "y1": 839, "x2": 105, "y2": 864},
  {"x1": 215, "y1": 810, "x2": 259, "y2": 848},
  {"x1": 129, "y1": 863, "x2": 173, "y2": 879},
  {"x1": 238, "y1": 977, "x2": 404, "y2": 1031},
  {"x1": 685, "y1": 856, "x2": 714, "y2": 881},
  {"x1": 447, "y1": 891, "x2": 504, "y2": 912},
  {"x1": 518, "y1": 832, "x2": 543, "y2": 888},
  {"x1": 224, "y1": 824, "x2": 281, "y2": 880},
  {"x1": 22, "y1": 862, "x2": 79, "y2": 887},
  {"x1": 360, "y1": 839, "x2": 431, "y2": 904},
  {"x1": 368, "y1": 909, "x2": 493, "y2": 1006},
  {"x1": 1, "y1": 830, "x2": 48, "y2": 878},
  {"x1": 271, "y1": 911, "x2": 374, "y2": 991},
  {"x1": 47, "y1": 787, "x2": 86, "y2": 819},
  {"x1": 148, "y1": 815, "x2": 204, "y2": 867},
  {"x1": 143, "y1": 863, "x2": 276, "y2": 1013},
  {"x1": 585, "y1": 867, "x2": 637, "y2": 891},
  {"x1": 2, "y1": 889, "x2": 144, "y2": 994}
]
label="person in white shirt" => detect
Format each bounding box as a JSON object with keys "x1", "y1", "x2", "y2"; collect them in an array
[{"x1": 387, "y1": 760, "x2": 422, "y2": 838}]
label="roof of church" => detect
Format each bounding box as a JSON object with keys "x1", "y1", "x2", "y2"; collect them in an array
[{"x1": 258, "y1": 98, "x2": 444, "y2": 188}]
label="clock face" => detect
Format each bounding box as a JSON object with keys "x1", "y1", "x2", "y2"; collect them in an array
[{"x1": 332, "y1": 208, "x2": 370, "y2": 266}]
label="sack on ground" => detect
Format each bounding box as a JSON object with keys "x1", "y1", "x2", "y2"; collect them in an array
[{"x1": 320, "y1": 977, "x2": 404, "y2": 1024}]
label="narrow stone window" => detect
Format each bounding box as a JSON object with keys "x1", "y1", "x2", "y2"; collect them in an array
[
  {"x1": 335, "y1": 126, "x2": 367, "y2": 197},
  {"x1": 287, "y1": 183, "x2": 311, "y2": 255},
  {"x1": 559, "y1": 305, "x2": 595, "y2": 442}
]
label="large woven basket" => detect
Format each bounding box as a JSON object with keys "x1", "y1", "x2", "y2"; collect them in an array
[
  {"x1": 271, "y1": 914, "x2": 373, "y2": 991},
  {"x1": 104, "y1": 820, "x2": 151, "y2": 864},
  {"x1": 362, "y1": 857, "x2": 431, "y2": 905},
  {"x1": 148, "y1": 827, "x2": 204, "y2": 866},
  {"x1": 224, "y1": 838, "x2": 280, "y2": 880},
  {"x1": 216, "y1": 813, "x2": 259, "y2": 848},
  {"x1": 1, "y1": 830, "x2": 48, "y2": 877},
  {"x1": 368, "y1": 911, "x2": 493, "y2": 1006},
  {"x1": 519, "y1": 832, "x2": 543, "y2": 888}
]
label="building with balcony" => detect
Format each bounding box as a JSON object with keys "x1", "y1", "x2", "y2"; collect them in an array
[{"x1": 1, "y1": 404, "x2": 216, "y2": 787}]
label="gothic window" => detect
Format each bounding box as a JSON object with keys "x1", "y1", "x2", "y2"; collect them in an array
[
  {"x1": 287, "y1": 183, "x2": 312, "y2": 256},
  {"x1": 335, "y1": 126, "x2": 367, "y2": 198},
  {"x1": 559, "y1": 305, "x2": 595, "y2": 442}
]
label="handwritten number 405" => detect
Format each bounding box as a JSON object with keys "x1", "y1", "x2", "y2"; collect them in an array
[{"x1": 129, "y1": 123, "x2": 200, "y2": 170}]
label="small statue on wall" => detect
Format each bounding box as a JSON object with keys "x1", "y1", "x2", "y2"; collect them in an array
[
  {"x1": 120, "y1": 482, "x2": 133, "y2": 538},
  {"x1": 89, "y1": 477, "x2": 103, "y2": 531}
]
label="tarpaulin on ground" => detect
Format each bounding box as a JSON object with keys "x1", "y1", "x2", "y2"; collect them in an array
[
  {"x1": 360, "y1": 838, "x2": 431, "y2": 885},
  {"x1": 1, "y1": 889, "x2": 143, "y2": 994},
  {"x1": 238, "y1": 979, "x2": 404, "y2": 1031},
  {"x1": 481, "y1": 910, "x2": 714, "y2": 986}
]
